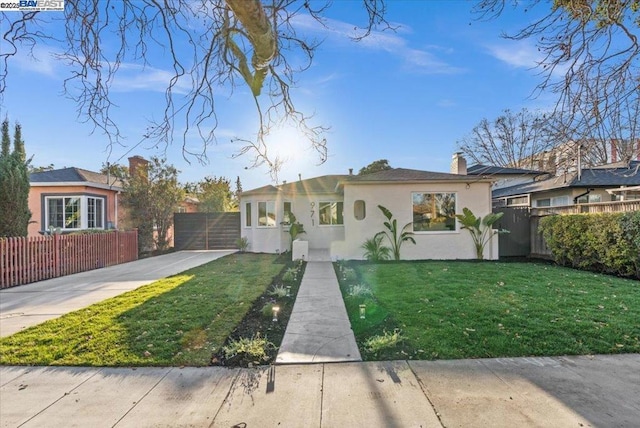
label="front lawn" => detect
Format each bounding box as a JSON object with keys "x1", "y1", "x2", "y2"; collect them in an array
[
  {"x1": 0, "y1": 253, "x2": 289, "y2": 366},
  {"x1": 337, "y1": 260, "x2": 640, "y2": 361}
]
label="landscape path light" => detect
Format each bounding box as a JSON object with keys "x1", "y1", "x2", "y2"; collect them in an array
[{"x1": 272, "y1": 305, "x2": 280, "y2": 322}]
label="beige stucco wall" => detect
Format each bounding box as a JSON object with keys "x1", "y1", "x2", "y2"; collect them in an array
[
  {"x1": 338, "y1": 181, "x2": 496, "y2": 260},
  {"x1": 241, "y1": 191, "x2": 346, "y2": 254},
  {"x1": 241, "y1": 179, "x2": 497, "y2": 260},
  {"x1": 28, "y1": 185, "x2": 120, "y2": 236}
]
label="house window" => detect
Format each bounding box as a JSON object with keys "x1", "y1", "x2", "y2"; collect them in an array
[
  {"x1": 412, "y1": 192, "x2": 456, "y2": 232},
  {"x1": 354, "y1": 200, "x2": 366, "y2": 220},
  {"x1": 87, "y1": 197, "x2": 104, "y2": 228},
  {"x1": 576, "y1": 194, "x2": 602, "y2": 204},
  {"x1": 258, "y1": 201, "x2": 276, "y2": 227},
  {"x1": 535, "y1": 198, "x2": 551, "y2": 207},
  {"x1": 506, "y1": 196, "x2": 528, "y2": 206},
  {"x1": 319, "y1": 202, "x2": 344, "y2": 225},
  {"x1": 283, "y1": 202, "x2": 293, "y2": 225},
  {"x1": 45, "y1": 195, "x2": 106, "y2": 231},
  {"x1": 553, "y1": 196, "x2": 569, "y2": 206},
  {"x1": 245, "y1": 202, "x2": 252, "y2": 227}
]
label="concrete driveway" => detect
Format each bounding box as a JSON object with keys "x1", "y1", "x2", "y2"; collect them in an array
[{"x1": 0, "y1": 250, "x2": 235, "y2": 337}]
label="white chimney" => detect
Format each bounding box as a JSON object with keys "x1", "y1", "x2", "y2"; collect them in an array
[{"x1": 451, "y1": 152, "x2": 467, "y2": 175}]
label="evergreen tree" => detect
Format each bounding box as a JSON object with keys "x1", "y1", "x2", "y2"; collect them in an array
[
  {"x1": 1, "y1": 119, "x2": 9, "y2": 157},
  {"x1": 0, "y1": 119, "x2": 31, "y2": 237}
]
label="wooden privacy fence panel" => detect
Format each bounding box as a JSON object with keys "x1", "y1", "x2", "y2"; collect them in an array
[
  {"x1": 532, "y1": 200, "x2": 640, "y2": 216},
  {"x1": 174, "y1": 212, "x2": 240, "y2": 250},
  {"x1": 0, "y1": 230, "x2": 138, "y2": 289}
]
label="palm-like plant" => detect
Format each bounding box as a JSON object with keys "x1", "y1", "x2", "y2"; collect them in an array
[
  {"x1": 287, "y1": 212, "x2": 305, "y2": 252},
  {"x1": 375, "y1": 205, "x2": 416, "y2": 261},
  {"x1": 361, "y1": 234, "x2": 392, "y2": 261},
  {"x1": 455, "y1": 207, "x2": 509, "y2": 260}
]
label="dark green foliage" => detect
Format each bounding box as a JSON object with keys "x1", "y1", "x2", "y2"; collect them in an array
[
  {"x1": 376, "y1": 205, "x2": 416, "y2": 261},
  {"x1": 0, "y1": 119, "x2": 31, "y2": 237},
  {"x1": 455, "y1": 207, "x2": 509, "y2": 259},
  {"x1": 540, "y1": 212, "x2": 640, "y2": 278},
  {"x1": 121, "y1": 157, "x2": 184, "y2": 252},
  {"x1": 358, "y1": 159, "x2": 392, "y2": 175},
  {"x1": 361, "y1": 234, "x2": 392, "y2": 261}
]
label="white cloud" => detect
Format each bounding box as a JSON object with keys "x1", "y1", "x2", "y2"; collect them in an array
[
  {"x1": 11, "y1": 45, "x2": 62, "y2": 77},
  {"x1": 291, "y1": 14, "x2": 462, "y2": 74},
  {"x1": 486, "y1": 40, "x2": 541, "y2": 69},
  {"x1": 111, "y1": 63, "x2": 192, "y2": 94}
]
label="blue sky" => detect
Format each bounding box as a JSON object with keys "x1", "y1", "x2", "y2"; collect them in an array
[{"x1": 1, "y1": 1, "x2": 554, "y2": 191}]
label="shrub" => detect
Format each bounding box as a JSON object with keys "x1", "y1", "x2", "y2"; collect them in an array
[
  {"x1": 236, "y1": 236, "x2": 250, "y2": 252},
  {"x1": 341, "y1": 267, "x2": 358, "y2": 282},
  {"x1": 268, "y1": 284, "x2": 289, "y2": 298},
  {"x1": 363, "y1": 329, "x2": 405, "y2": 353},
  {"x1": 376, "y1": 205, "x2": 415, "y2": 261},
  {"x1": 282, "y1": 267, "x2": 298, "y2": 284},
  {"x1": 540, "y1": 212, "x2": 640, "y2": 278},
  {"x1": 221, "y1": 334, "x2": 275, "y2": 365},
  {"x1": 347, "y1": 283, "x2": 373, "y2": 298},
  {"x1": 361, "y1": 234, "x2": 391, "y2": 261}
]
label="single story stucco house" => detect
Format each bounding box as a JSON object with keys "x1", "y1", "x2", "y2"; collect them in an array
[
  {"x1": 28, "y1": 167, "x2": 123, "y2": 236},
  {"x1": 240, "y1": 154, "x2": 498, "y2": 260}
]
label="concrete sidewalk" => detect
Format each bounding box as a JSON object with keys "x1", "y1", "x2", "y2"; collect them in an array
[
  {"x1": 0, "y1": 250, "x2": 234, "y2": 337},
  {"x1": 276, "y1": 261, "x2": 361, "y2": 364},
  {"x1": 1, "y1": 354, "x2": 638, "y2": 427}
]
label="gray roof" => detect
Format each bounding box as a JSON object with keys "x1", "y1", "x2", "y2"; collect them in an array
[
  {"x1": 242, "y1": 168, "x2": 490, "y2": 196},
  {"x1": 343, "y1": 168, "x2": 489, "y2": 183},
  {"x1": 242, "y1": 175, "x2": 349, "y2": 196},
  {"x1": 30, "y1": 167, "x2": 123, "y2": 189},
  {"x1": 467, "y1": 164, "x2": 545, "y2": 176},
  {"x1": 493, "y1": 161, "x2": 640, "y2": 198}
]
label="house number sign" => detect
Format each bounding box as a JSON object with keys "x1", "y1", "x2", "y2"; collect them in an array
[{"x1": 310, "y1": 202, "x2": 315, "y2": 226}]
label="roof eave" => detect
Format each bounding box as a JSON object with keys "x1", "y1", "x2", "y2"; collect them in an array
[{"x1": 29, "y1": 181, "x2": 124, "y2": 191}]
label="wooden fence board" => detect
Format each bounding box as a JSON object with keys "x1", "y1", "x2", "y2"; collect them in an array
[{"x1": 0, "y1": 230, "x2": 138, "y2": 289}]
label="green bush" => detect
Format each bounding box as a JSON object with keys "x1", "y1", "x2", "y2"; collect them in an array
[{"x1": 540, "y1": 212, "x2": 640, "y2": 278}]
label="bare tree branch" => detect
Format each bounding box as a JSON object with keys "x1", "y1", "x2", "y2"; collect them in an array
[
  {"x1": 0, "y1": 1, "x2": 391, "y2": 181},
  {"x1": 474, "y1": 1, "x2": 640, "y2": 163}
]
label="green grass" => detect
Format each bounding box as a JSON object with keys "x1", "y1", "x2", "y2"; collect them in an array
[
  {"x1": 0, "y1": 253, "x2": 285, "y2": 366},
  {"x1": 338, "y1": 260, "x2": 640, "y2": 361}
]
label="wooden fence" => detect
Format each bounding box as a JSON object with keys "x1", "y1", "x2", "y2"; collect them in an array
[
  {"x1": 0, "y1": 230, "x2": 138, "y2": 289},
  {"x1": 532, "y1": 199, "x2": 640, "y2": 216}
]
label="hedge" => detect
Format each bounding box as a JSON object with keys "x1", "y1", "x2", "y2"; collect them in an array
[{"x1": 539, "y1": 212, "x2": 640, "y2": 279}]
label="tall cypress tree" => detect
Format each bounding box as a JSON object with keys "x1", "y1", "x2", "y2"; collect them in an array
[{"x1": 0, "y1": 120, "x2": 32, "y2": 237}]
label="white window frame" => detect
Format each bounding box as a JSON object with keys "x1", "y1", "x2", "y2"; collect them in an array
[
  {"x1": 318, "y1": 201, "x2": 344, "y2": 226},
  {"x1": 257, "y1": 201, "x2": 277, "y2": 228},
  {"x1": 245, "y1": 202, "x2": 252, "y2": 228},
  {"x1": 411, "y1": 192, "x2": 457, "y2": 233},
  {"x1": 44, "y1": 195, "x2": 106, "y2": 231}
]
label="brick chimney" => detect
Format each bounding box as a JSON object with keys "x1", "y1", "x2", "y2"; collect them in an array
[
  {"x1": 450, "y1": 152, "x2": 467, "y2": 175},
  {"x1": 128, "y1": 155, "x2": 149, "y2": 180}
]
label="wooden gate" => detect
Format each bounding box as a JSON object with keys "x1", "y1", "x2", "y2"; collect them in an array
[
  {"x1": 174, "y1": 212, "x2": 240, "y2": 250},
  {"x1": 495, "y1": 207, "x2": 531, "y2": 257}
]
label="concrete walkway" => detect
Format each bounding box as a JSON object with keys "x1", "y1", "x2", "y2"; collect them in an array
[
  {"x1": 1, "y1": 354, "x2": 639, "y2": 427},
  {"x1": 276, "y1": 259, "x2": 361, "y2": 364},
  {"x1": 0, "y1": 250, "x2": 234, "y2": 337}
]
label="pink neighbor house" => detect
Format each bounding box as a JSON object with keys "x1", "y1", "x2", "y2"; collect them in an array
[{"x1": 28, "y1": 168, "x2": 123, "y2": 236}]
